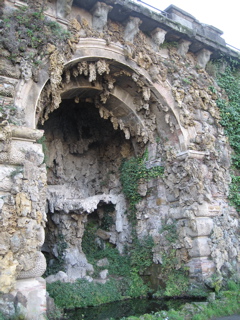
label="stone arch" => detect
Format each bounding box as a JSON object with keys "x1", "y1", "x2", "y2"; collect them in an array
[{"x1": 15, "y1": 39, "x2": 187, "y2": 151}]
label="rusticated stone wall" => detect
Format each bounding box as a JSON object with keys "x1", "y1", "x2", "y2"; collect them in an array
[{"x1": 0, "y1": 0, "x2": 239, "y2": 318}]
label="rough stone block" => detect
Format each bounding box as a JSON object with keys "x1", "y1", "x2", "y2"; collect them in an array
[
  {"x1": 186, "y1": 217, "x2": 213, "y2": 237},
  {"x1": 0, "y1": 165, "x2": 14, "y2": 192},
  {"x1": 96, "y1": 258, "x2": 109, "y2": 267},
  {"x1": 99, "y1": 269, "x2": 108, "y2": 279},
  {"x1": 187, "y1": 257, "x2": 215, "y2": 278},
  {"x1": 12, "y1": 277, "x2": 46, "y2": 320},
  {"x1": 0, "y1": 252, "x2": 18, "y2": 293},
  {"x1": 188, "y1": 237, "x2": 211, "y2": 258},
  {"x1": 8, "y1": 140, "x2": 43, "y2": 165},
  {"x1": 193, "y1": 202, "x2": 221, "y2": 217},
  {"x1": 46, "y1": 271, "x2": 68, "y2": 284}
]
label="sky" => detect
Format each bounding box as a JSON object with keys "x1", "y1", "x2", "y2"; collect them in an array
[{"x1": 132, "y1": 0, "x2": 240, "y2": 50}]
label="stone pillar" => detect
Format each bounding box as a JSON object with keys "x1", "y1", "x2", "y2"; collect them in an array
[
  {"x1": 150, "y1": 27, "x2": 167, "y2": 51},
  {"x1": 166, "y1": 151, "x2": 217, "y2": 280},
  {"x1": 0, "y1": 123, "x2": 47, "y2": 319},
  {"x1": 197, "y1": 48, "x2": 212, "y2": 69},
  {"x1": 185, "y1": 203, "x2": 216, "y2": 280},
  {"x1": 177, "y1": 39, "x2": 191, "y2": 56},
  {"x1": 91, "y1": 2, "x2": 113, "y2": 32},
  {"x1": 124, "y1": 16, "x2": 142, "y2": 43},
  {"x1": 56, "y1": 0, "x2": 73, "y2": 21}
]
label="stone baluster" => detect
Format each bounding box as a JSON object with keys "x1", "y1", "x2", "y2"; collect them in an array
[
  {"x1": 177, "y1": 39, "x2": 191, "y2": 56},
  {"x1": 91, "y1": 2, "x2": 113, "y2": 32},
  {"x1": 150, "y1": 27, "x2": 167, "y2": 50},
  {"x1": 56, "y1": 0, "x2": 73, "y2": 21},
  {"x1": 197, "y1": 48, "x2": 212, "y2": 69},
  {"x1": 124, "y1": 16, "x2": 142, "y2": 43}
]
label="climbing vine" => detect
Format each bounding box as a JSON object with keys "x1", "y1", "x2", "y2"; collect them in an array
[
  {"x1": 215, "y1": 59, "x2": 240, "y2": 211},
  {"x1": 154, "y1": 221, "x2": 190, "y2": 298},
  {"x1": 120, "y1": 151, "x2": 164, "y2": 215}
]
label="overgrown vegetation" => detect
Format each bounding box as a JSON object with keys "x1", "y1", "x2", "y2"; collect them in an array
[
  {"x1": 118, "y1": 280, "x2": 240, "y2": 320},
  {"x1": 209, "y1": 58, "x2": 240, "y2": 211},
  {"x1": 154, "y1": 250, "x2": 189, "y2": 298},
  {"x1": 1, "y1": 5, "x2": 71, "y2": 64},
  {"x1": 46, "y1": 151, "x2": 165, "y2": 309},
  {"x1": 43, "y1": 233, "x2": 68, "y2": 278},
  {"x1": 0, "y1": 310, "x2": 26, "y2": 320},
  {"x1": 153, "y1": 222, "x2": 190, "y2": 298},
  {"x1": 47, "y1": 217, "x2": 155, "y2": 308},
  {"x1": 120, "y1": 151, "x2": 164, "y2": 216}
]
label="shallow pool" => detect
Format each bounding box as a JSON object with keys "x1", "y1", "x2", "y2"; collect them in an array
[{"x1": 64, "y1": 297, "x2": 195, "y2": 320}]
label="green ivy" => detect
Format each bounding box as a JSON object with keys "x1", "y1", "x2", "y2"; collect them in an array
[
  {"x1": 82, "y1": 221, "x2": 155, "y2": 279},
  {"x1": 153, "y1": 222, "x2": 190, "y2": 298},
  {"x1": 130, "y1": 235, "x2": 154, "y2": 273},
  {"x1": 120, "y1": 152, "x2": 164, "y2": 215},
  {"x1": 161, "y1": 223, "x2": 178, "y2": 243},
  {"x1": 215, "y1": 60, "x2": 240, "y2": 212}
]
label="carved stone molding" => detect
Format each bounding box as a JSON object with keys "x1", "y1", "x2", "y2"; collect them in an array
[{"x1": 176, "y1": 150, "x2": 207, "y2": 160}]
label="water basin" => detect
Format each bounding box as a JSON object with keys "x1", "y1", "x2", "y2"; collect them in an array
[{"x1": 64, "y1": 297, "x2": 198, "y2": 320}]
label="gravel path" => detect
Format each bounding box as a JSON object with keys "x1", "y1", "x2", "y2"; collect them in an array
[{"x1": 213, "y1": 315, "x2": 240, "y2": 320}]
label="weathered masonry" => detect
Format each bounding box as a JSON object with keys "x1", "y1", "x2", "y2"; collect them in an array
[{"x1": 0, "y1": 0, "x2": 239, "y2": 318}]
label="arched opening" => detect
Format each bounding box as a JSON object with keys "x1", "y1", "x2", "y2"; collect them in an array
[
  {"x1": 39, "y1": 95, "x2": 135, "y2": 279},
  {"x1": 37, "y1": 57, "x2": 183, "y2": 280}
]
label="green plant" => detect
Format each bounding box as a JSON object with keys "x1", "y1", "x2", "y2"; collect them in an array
[
  {"x1": 47, "y1": 278, "x2": 122, "y2": 308},
  {"x1": 130, "y1": 235, "x2": 154, "y2": 273},
  {"x1": 37, "y1": 135, "x2": 48, "y2": 164},
  {"x1": 206, "y1": 58, "x2": 240, "y2": 212},
  {"x1": 208, "y1": 85, "x2": 217, "y2": 94},
  {"x1": 48, "y1": 222, "x2": 154, "y2": 309},
  {"x1": 44, "y1": 233, "x2": 67, "y2": 277},
  {"x1": 160, "y1": 41, "x2": 178, "y2": 49},
  {"x1": 119, "y1": 282, "x2": 240, "y2": 320},
  {"x1": 153, "y1": 222, "x2": 190, "y2": 298},
  {"x1": 120, "y1": 151, "x2": 164, "y2": 216},
  {"x1": 161, "y1": 223, "x2": 178, "y2": 243},
  {"x1": 101, "y1": 213, "x2": 114, "y2": 231},
  {"x1": 182, "y1": 77, "x2": 191, "y2": 85},
  {"x1": 154, "y1": 248, "x2": 189, "y2": 298},
  {"x1": 215, "y1": 60, "x2": 240, "y2": 212},
  {"x1": 227, "y1": 279, "x2": 240, "y2": 291},
  {"x1": 0, "y1": 311, "x2": 26, "y2": 320},
  {"x1": 1, "y1": 6, "x2": 72, "y2": 65}
]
